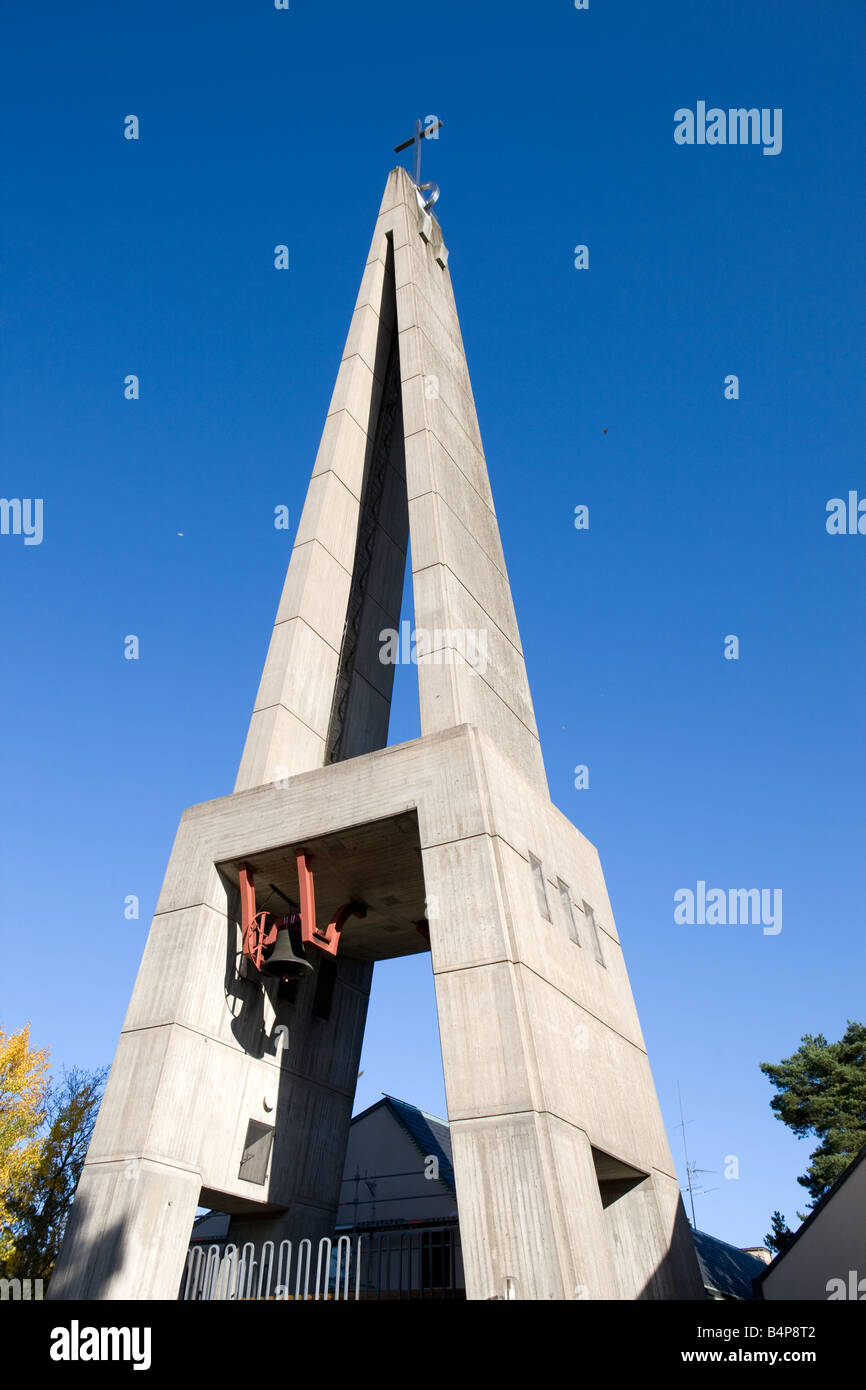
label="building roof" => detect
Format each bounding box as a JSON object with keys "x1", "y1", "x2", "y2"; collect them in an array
[
  {"x1": 691, "y1": 1228, "x2": 767, "y2": 1300},
  {"x1": 755, "y1": 1141, "x2": 866, "y2": 1289},
  {"x1": 351, "y1": 1094, "x2": 456, "y2": 1195}
]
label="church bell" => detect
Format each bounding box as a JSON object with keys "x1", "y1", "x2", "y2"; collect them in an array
[{"x1": 261, "y1": 918, "x2": 313, "y2": 980}]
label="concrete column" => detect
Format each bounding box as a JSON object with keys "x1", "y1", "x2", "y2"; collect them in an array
[
  {"x1": 49, "y1": 1162, "x2": 201, "y2": 1301},
  {"x1": 235, "y1": 173, "x2": 413, "y2": 790}
]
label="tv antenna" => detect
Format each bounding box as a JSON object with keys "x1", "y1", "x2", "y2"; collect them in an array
[{"x1": 675, "y1": 1084, "x2": 718, "y2": 1227}]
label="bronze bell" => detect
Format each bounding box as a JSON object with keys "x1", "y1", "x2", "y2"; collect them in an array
[{"x1": 261, "y1": 919, "x2": 313, "y2": 980}]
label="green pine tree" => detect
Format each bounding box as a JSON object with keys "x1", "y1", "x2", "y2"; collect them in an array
[
  {"x1": 760, "y1": 1020, "x2": 866, "y2": 1204},
  {"x1": 764, "y1": 1210, "x2": 795, "y2": 1255}
]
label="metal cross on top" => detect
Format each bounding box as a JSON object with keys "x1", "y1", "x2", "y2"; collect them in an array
[{"x1": 394, "y1": 117, "x2": 443, "y2": 209}]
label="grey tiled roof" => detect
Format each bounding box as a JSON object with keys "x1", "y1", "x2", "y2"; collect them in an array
[
  {"x1": 692, "y1": 1228, "x2": 766, "y2": 1300},
  {"x1": 381, "y1": 1094, "x2": 456, "y2": 1196}
]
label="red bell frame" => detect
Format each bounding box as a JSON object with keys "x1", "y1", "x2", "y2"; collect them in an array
[{"x1": 239, "y1": 852, "x2": 366, "y2": 976}]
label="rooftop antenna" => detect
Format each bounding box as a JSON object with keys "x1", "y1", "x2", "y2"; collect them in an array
[
  {"x1": 675, "y1": 1084, "x2": 718, "y2": 1228},
  {"x1": 685, "y1": 1160, "x2": 719, "y2": 1216}
]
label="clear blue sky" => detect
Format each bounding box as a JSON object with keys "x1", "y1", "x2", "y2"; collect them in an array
[{"x1": 2, "y1": 0, "x2": 864, "y2": 1251}]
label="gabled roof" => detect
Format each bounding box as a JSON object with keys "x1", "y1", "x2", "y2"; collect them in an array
[
  {"x1": 351, "y1": 1094, "x2": 456, "y2": 1195},
  {"x1": 756, "y1": 1141, "x2": 866, "y2": 1288},
  {"x1": 691, "y1": 1228, "x2": 767, "y2": 1300}
]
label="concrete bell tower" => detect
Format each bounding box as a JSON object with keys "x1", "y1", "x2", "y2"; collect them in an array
[{"x1": 51, "y1": 165, "x2": 704, "y2": 1302}]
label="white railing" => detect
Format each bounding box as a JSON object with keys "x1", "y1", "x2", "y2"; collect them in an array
[{"x1": 180, "y1": 1235, "x2": 362, "y2": 1301}]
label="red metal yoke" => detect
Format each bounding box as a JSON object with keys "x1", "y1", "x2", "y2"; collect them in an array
[{"x1": 239, "y1": 852, "x2": 366, "y2": 976}]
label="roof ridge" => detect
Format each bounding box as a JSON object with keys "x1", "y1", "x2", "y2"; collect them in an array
[
  {"x1": 383, "y1": 1093, "x2": 449, "y2": 1128},
  {"x1": 383, "y1": 1096, "x2": 456, "y2": 1196}
]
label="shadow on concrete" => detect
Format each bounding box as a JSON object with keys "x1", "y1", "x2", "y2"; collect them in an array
[
  {"x1": 222, "y1": 872, "x2": 274, "y2": 1060},
  {"x1": 636, "y1": 1200, "x2": 707, "y2": 1300},
  {"x1": 46, "y1": 1190, "x2": 127, "y2": 1301}
]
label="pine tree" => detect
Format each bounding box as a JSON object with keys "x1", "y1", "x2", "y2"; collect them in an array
[
  {"x1": 764, "y1": 1210, "x2": 795, "y2": 1255},
  {"x1": 760, "y1": 1020, "x2": 866, "y2": 1203}
]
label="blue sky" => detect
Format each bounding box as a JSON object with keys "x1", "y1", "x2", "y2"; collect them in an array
[{"x1": 2, "y1": 0, "x2": 864, "y2": 1251}]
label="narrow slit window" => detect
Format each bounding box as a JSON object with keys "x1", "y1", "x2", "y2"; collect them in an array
[
  {"x1": 529, "y1": 853, "x2": 551, "y2": 922},
  {"x1": 557, "y1": 879, "x2": 580, "y2": 945},
  {"x1": 582, "y1": 900, "x2": 606, "y2": 966}
]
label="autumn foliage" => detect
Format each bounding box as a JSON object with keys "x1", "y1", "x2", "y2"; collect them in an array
[
  {"x1": 0, "y1": 1022, "x2": 106, "y2": 1279},
  {"x1": 0, "y1": 1023, "x2": 50, "y2": 1264}
]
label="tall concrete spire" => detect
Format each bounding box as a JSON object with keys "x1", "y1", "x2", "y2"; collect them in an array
[
  {"x1": 50, "y1": 167, "x2": 702, "y2": 1302},
  {"x1": 235, "y1": 166, "x2": 547, "y2": 794}
]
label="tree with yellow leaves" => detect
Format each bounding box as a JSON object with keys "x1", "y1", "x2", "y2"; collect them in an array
[
  {"x1": 3, "y1": 1065, "x2": 108, "y2": 1278},
  {"x1": 0, "y1": 1023, "x2": 107, "y2": 1279},
  {"x1": 0, "y1": 1024, "x2": 51, "y2": 1266}
]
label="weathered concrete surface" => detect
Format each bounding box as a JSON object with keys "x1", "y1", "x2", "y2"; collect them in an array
[
  {"x1": 235, "y1": 166, "x2": 547, "y2": 796},
  {"x1": 51, "y1": 726, "x2": 701, "y2": 1298},
  {"x1": 50, "y1": 167, "x2": 702, "y2": 1301}
]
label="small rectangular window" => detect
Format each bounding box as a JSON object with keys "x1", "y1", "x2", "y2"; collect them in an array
[
  {"x1": 557, "y1": 879, "x2": 580, "y2": 945},
  {"x1": 529, "y1": 853, "x2": 551, "y2": 922},
  {"x1": 582, "y1": 901, "x2": 606, "y2": 966},
  {"x1": 238, "y1": 1120, "x2": 274, "y2": 1185}
]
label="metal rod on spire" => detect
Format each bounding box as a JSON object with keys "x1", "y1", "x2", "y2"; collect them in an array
[{"x1": 394, "y1": 118, "x2": 443, "y2": 187}]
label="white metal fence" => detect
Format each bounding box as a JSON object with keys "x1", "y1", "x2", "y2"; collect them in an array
[{"x1": 180, "y1": 1235, "x2": 361, "y2": 1301}]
